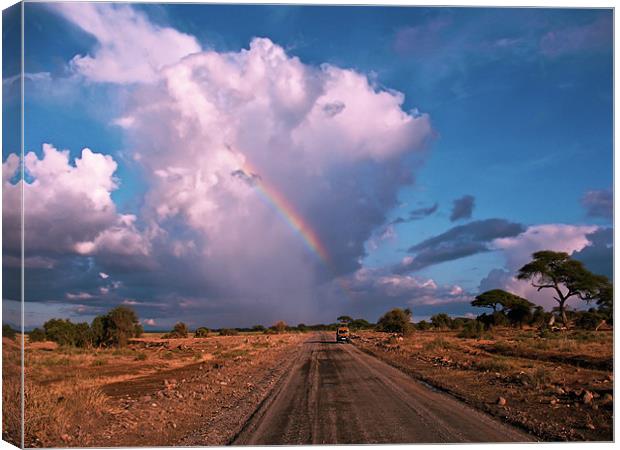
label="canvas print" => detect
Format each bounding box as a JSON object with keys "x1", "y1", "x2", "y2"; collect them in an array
[{"x1": 2, "y1": 2, "x2": 614, "y2": 447}]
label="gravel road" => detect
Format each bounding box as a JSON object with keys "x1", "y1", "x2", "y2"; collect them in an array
[{"x1": 232, "y1": 333, "x2": 535, "y2": 445}]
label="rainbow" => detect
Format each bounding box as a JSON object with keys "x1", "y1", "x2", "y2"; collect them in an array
[
  {"x1": 239, "y1": 156, "x2": 331, "y2": 264},
  {"x1": 231, "y1": 146, "x2": 355, "y2": 302}
]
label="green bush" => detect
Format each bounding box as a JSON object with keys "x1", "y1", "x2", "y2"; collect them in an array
[
  {"x1": 575, "y1": 310, "x2": 605, "y2": 330},
  {"x1": 29, "y1": 327, "x2": 46, "y2": 342},
  {"x1": 194, "y1": 327, "x2": 210, "y2": 338},
  {"x1": 219, "y1": 328, "x2": 239, "y2": 336},
  {"x1": 416, "y1": 320, "x2": 432, "y2": 331},
  {"x1": 430, "y1": 313, "x2": 452, "y2": 329},
  {"x1": 2, "y1": 324, "x2": 16, "y2": 340},
  {"x1": 377, "y1": 308, "x2": 413, "y2": 334},
  {"x1": 164, "y1": 322, "x2": 189, "y2": 339},
  {"x1": 457, "y1": 320, "x2": 486, "y2": 339}
]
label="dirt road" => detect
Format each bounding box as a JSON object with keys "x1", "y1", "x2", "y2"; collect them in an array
[{"x1": 232, "y1": 333, "x2": 535, "y2": 444}]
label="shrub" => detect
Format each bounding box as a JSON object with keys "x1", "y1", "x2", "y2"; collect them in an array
[
  {"x1": 416, "y1": 320, "x2": 432, "y2": 331},
  {"x1": 134, "y1": 352, "x2": 147, "y2": 361},
  {"x1": 29, "y1": 328, "x2": 46, "y2": 342},
  {"x1": 219, "y1": 328, "x2": 238, "y2": 336},
  {"x1": 457, "y1": 320, "x2": 486, "y2": 339},
  {"x1": 251, "y1": 325, "x2": 266, "y2": 332},
  {"x1": 273, "y1": 321, "x2": 288, "y2": 333},
  {"x1": 164, "y1": 322, "x2": 189, "y2": 339},
  {"x1": 430, "y1": 313, "x2": 452, "y2": 329},
  {"x1": 377, "y1": 308, "x2": 413, "y2": 334},
  {"x1": 43, "y1": 319, "x2": 79, "y2": 347},
  {"x1": 102, "y1": 306, "x2": 142, "y2": 347},
  {"x1": 575, "y1": 310, "x2": 605, "y2": 330},
  {"x1": 194, "y1": 327, "x2": 210, "y2": 338},
  {"x1": 2, "y1": 324, "x2": 16, "y2": 340}
]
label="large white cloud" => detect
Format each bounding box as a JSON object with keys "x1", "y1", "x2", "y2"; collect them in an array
[
  {"x1": 3, "y1": 144, "x2": 149, "y2": 260},
  {"x1": 54, "y1": 3, "x2": 201, "y2": 84},
  {"x1": 22, "y1": 6, "x2": 434, "y2": 325},
  {"x1": 481, "y1": 224, "x2": 600, "y2": 309},
  {"x1": 110, "y1": 36, "x2": 432, "y2": 319}
]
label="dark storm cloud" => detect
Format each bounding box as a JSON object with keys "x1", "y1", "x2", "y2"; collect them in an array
[
  {"x1": 322, "y1": 101, "x2": 346, "y2": 117},
  {"x1": 399, "y1": 219, "x2": 526, "y2": 272},
  {"x1": 449, "y1": 195, "x2": 475, "y2": 222},
  {"x1": 231, "y1": 169, "x2": 261, "y2": 186},
  {"x1": 572, "y1": 227, "x2": 613, "y2": 279},
  {"x1": 390, "y1": 203, "x2": 438, "y2": 225},
  {"x1": 581, "y1": 188, "x2": 612, "y2": 220}
]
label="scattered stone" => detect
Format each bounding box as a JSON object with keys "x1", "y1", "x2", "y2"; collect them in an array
[
  {"x1": 601, "y1": 393, "x2": 613, "y2": 404},
  {"x1": 497, "y1": 397, "x2": 507, "y2": 406},
  {"x1": 220, "y1": 381, "x2": 228, "y2": 386},
  {"x1": 582, "y1": 391, "x2": 594, "y2": 405},
  {"x1": 142, "y1": 395, "x2": 152, "y2": 402},
  {"x1": 554, "y1": 386, "x2": 565, "y2": 395},
  {"x1": 586, "y1": 423, "x2": 595, "y2": 430},
  {"x1": 60, "y1": 434, "x2": 71, "y2": 443},
  {"x1": 550, "y1": 398, "x2": 558, "y2": 405}
]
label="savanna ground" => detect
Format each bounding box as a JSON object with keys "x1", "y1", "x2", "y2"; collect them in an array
[
  {"x1": 355, "y1": 328, "x2": 613, "y2": 441},
  {"x1": 2, "y1": 327, "x2": 614, "y2": 447}
]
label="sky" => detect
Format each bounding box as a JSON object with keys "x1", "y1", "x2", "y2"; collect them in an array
[{"x1": 2, "y1": 3, "x2": 613, "y2": 329}]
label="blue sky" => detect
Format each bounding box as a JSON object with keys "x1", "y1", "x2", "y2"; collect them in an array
[{"x1": 2, "y1": 3, "x2": 613, "y2": 328}]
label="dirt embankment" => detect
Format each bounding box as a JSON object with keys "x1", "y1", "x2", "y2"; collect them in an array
[
  {"x1": 22, "y1": 333, "x2": 305, "y2": 447},
  {"x1": 353, "y1": 330, "x2": 613, "y2": 442}
]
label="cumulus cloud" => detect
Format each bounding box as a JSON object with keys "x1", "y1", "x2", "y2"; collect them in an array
[
  {"x1": 449, "y1": 194, "x2": 475, "y2": 222},
  {"x1": 2, "y1": 143, "x2": 148, "y2": 261},
  {"x1": 99, "y1": 35, "x2": 433, "y2": 323},
  {"x1": 320, "y1": 267, "x2": 474, "y2": 322},
  {"x1": 480, "y1": 224, "x2": 604, "y2": 309},
  {"x1": 581, "y1": 188, "x2": 612, "y2": 220},
  {"x1": 54, "y1": 3, "x2": 201, "y2": 83},
  {"x1": 400, "y1": 219, "x2": 525, "y2": 272}
]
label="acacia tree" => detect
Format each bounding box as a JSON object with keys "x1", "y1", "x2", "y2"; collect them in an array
[
  {"x1": 517, "y1": 251, "x2": 611, "y2": 326},
  {"x1": 471, "y1": 289, "x2": 529, "y2": 312},
  {"x1": 472, "y1": 289, "x2": 534, "y2": 327}
]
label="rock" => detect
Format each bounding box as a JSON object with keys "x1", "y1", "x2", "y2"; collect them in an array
[
  {"x1": 582, "y1": 391, "x2": 594, "y2": 404},
  {"x1": 497, "y1": 397, "x2": 507, "y2": 406},
  {"x1": 586, "y1": 423, "x2": 595, "y2": 430},
  {"x1": 554, "y1": 387, "x2": 565, "y2": 395},
  {"x1": 142, "y1": 395, "x2": 152, "y2": 402},
  {"x1": 220, "y1": 381, "x2": 228, "y2": 386},
  {"x1": 550, "y1": 398, "x2": 558, "y2": 405},
  {"x1": 60, "y1": 434, "x2": 71, "y2": 443},
  {"x1": 601, "y1": 393, "x2": 613, "y2": 404}
]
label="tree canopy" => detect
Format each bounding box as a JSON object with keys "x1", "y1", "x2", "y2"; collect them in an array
[
  {"x1": 471, "y1": 289, "x2": 533, "y2": 312},
  {"x1": 377, "y1": 308, "x2": 412, "y2": 334},
  {"x1": 517, "y1": 250, "x2": 611, "y2": 325}
]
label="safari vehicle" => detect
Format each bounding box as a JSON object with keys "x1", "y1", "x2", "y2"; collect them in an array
[{"x1": 336, "y1": 326, "x2": 350, "y2": 343}]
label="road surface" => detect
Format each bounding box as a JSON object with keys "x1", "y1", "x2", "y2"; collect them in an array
[{"x1": 232, "y1": 333, "x2": 535, "y2": 445}]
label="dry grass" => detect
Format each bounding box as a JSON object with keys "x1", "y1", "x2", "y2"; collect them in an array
[
  {"x1": 19, "y1": 332, "x2": 304, "y2": 447},
  {"x1": 2, "y1": 337, "x2": 22, "y2": 447},
  {"x1": 355, "y1": 328, "x2": 613, "y2": 441},
  {"x1": 24, "y1": 378, "x2": 109, "y2": 446}
]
